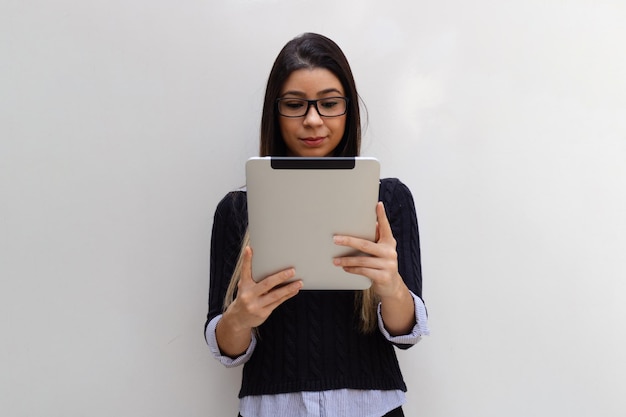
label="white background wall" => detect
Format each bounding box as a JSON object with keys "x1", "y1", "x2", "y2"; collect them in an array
[{"x1": 1, "y1": 0, "x2": 625, "y2": 416}]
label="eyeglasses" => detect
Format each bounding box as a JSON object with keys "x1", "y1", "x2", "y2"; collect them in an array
[{"x1": 276, "y1": 97, "x2": 349, "y2": 118}]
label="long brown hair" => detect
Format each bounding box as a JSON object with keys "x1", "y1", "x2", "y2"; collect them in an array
[
  {"x1": 260, "y1": 33, "x2": 361, "y2": 157},
  {"x1": 224, "y1": 33, "x2": 378, "y2": 333}
]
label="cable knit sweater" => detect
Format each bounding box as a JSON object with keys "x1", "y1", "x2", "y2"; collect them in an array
[{"x1": 206, "y1": 178, "x2": 424, "y2": 398}]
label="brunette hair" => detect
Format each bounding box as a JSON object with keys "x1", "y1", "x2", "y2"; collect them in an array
[
  {"x1": 225, "y1": 34, "x2": 378, "y2": 333},
  {"x1": 259, "y1": 33, "x2": 361, "y2": 157}
]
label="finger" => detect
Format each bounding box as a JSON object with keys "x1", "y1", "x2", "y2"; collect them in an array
[
  {"x1": 376, "y1": 202, "x2": 394, "y2": 241},
  {"x1": 338, "y1": 259, "x2": 400, "y2": 283},
  {"x1": 256, "y1": 267, "x2": 297, "y2": 294},
  {"x1": 340, "y1": 265, "x2": 381, "y2": 279},
  {"x1": 375, "y1": 221, "x2": 380, "y2": 242},
  {"x1": 334, "y1": 254, "x2": 383, "y2": 269},
  {"x1": 241, "y1": 246, "x2": 297, "y2": 293},
  {"x1": 239, "y1": 246, "x2": 255, "y2": 285},
  {"x1": 333, "y1": 235, "x2": 382, "y2": 257},
  {"x1": 261, "y1": 279, "x2": 303, "y2": 309}
]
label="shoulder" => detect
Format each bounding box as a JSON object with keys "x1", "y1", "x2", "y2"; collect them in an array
[
  {"x1": 213, "y1": 189, "x2": 247, "y2": 222},
  {"x1": 379, "y1": 178, "x2": 415, "y2": 205}
]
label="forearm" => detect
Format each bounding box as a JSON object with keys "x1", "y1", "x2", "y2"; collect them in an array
[
  {"x1": 207, "y1": 315, "x2": 256, "y2": 367},
  {"x1": 379, "y1": 280, "x2": 416, "y2": 336},
  {"x1": 215, "y1": 307, "x2": 254, "y2": 358}
]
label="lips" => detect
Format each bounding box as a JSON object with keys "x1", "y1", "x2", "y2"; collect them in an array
[{"x1": 301, "y1": 137, "x2": 325, "y2": 146}]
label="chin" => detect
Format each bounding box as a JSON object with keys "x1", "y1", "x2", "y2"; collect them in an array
[{"x1": 302, "y1": 149, "x2": 334, "y2": 157}]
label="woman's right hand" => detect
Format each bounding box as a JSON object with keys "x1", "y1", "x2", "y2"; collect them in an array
[{"x1": 215, "y1": 246, "x2": 302, "y2": 357}]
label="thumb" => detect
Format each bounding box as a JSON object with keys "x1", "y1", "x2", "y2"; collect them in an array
[{"x1": 239, "y1": 246, "x2": 255, "y2": 284}]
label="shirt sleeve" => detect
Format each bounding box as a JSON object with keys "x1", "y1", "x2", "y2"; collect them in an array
[
  {"x1": 205, "y1": 314, "x2": 257, "y2": 368},
  {"x1": 378, "y1": 178, "x2": 428, "y2": 350},
  {"x1": 377, "y1": 291, "x2": 430, "y2": 349},
  {"x1": 380, "y1": 178, "x2": 423, "y2": 299},
  {"x1": 204, "y1": 191, "x2": 248, "y2": 335}
]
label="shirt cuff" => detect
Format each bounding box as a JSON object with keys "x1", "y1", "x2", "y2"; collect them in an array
[
  {"x1": 377, "y1": 291, "x2": 430, "y2": 345},
  {"x1": 205, "y1": 314, "x2": 257, "y2": 368}
]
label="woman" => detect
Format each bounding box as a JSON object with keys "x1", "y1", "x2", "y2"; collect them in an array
[{"x1": 205, "y1": 33, "x2": 429, "y2": 417}]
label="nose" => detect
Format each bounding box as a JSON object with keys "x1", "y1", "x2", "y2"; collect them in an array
[{"x1": 303, "y1": 102, "x2": 323, "y2": 125}]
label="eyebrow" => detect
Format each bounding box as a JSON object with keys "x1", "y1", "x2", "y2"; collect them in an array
[{"x1": 281, "y1": 88, "x2": 344, "y2": 97}]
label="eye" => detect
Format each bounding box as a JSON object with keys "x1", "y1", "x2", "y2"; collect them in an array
[
  {"x1": 319, "y1": 99, "x2": 339, "y2": 109},
  {"x1": 282, "y1": 99, "x2": 306, "y2": 110}
]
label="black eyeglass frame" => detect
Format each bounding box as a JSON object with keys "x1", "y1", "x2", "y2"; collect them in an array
[{"x1": 276, "y1": 96, "x2": 350, "y2": 118}]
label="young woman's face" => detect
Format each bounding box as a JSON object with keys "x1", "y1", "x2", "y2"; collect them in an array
[{"x1": 278, "y1": 68, "x2": 347, "y2": 157}]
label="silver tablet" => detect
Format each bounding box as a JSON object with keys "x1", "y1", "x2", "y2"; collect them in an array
[{"x1": 246, "y1": 156, "x2": 380, "y2": 290}]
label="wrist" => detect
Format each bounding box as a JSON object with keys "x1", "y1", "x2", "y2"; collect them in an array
[
  {"x1": 379, "y1": 276, "x2": 409, "y2": 304},
  {"x1": 379, "y1": 282, "x2": 416, "y2": 336},
  {"x1": 216, "y1": 310, "x2": 253, "y2": 358},
  {"x1": 221, "y1": 304, "x2": 252, "y2": 335}
]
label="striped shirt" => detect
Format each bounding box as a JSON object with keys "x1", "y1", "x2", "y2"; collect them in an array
[{"x1": 206, "y1": 292, "x2": 429, "y2": 417}]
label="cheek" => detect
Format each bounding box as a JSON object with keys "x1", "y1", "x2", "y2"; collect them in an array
[
  {"x1": 278, "y1": 118, "x2": 296, "y2": 139},
  {"x1": 332, "y1": 117, "x2": 347, "y2": 138}
]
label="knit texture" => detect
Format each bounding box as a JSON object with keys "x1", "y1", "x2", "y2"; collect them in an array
[{"x1": 206, "y1": 178, "x2": 423, "y2": 398}]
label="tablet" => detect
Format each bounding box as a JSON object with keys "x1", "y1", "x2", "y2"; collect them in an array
[{"x1": 245, "y1": 156, "x2": 380, "y2": 290}]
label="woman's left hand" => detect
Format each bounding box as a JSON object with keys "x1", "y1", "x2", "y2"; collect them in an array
[
  {"x1": 333, "y1": 201, "x2": 416, "y2": 335},
  {"x1": 333, "y1": 202, "x2": 405, "y2": 299}
]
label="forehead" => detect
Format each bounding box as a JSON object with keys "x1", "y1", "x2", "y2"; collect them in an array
[{"x1": 280, "y1": 68, "x2": 344, "y2": 96}]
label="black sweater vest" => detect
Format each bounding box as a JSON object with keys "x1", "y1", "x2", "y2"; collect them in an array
[{"x1": 239, "y1": 290, "x2": 406, "y2": 397}]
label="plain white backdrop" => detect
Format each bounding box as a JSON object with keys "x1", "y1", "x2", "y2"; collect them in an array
[{"x1": 1, "y1": 0, "x2": 625, "y2": 416}]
